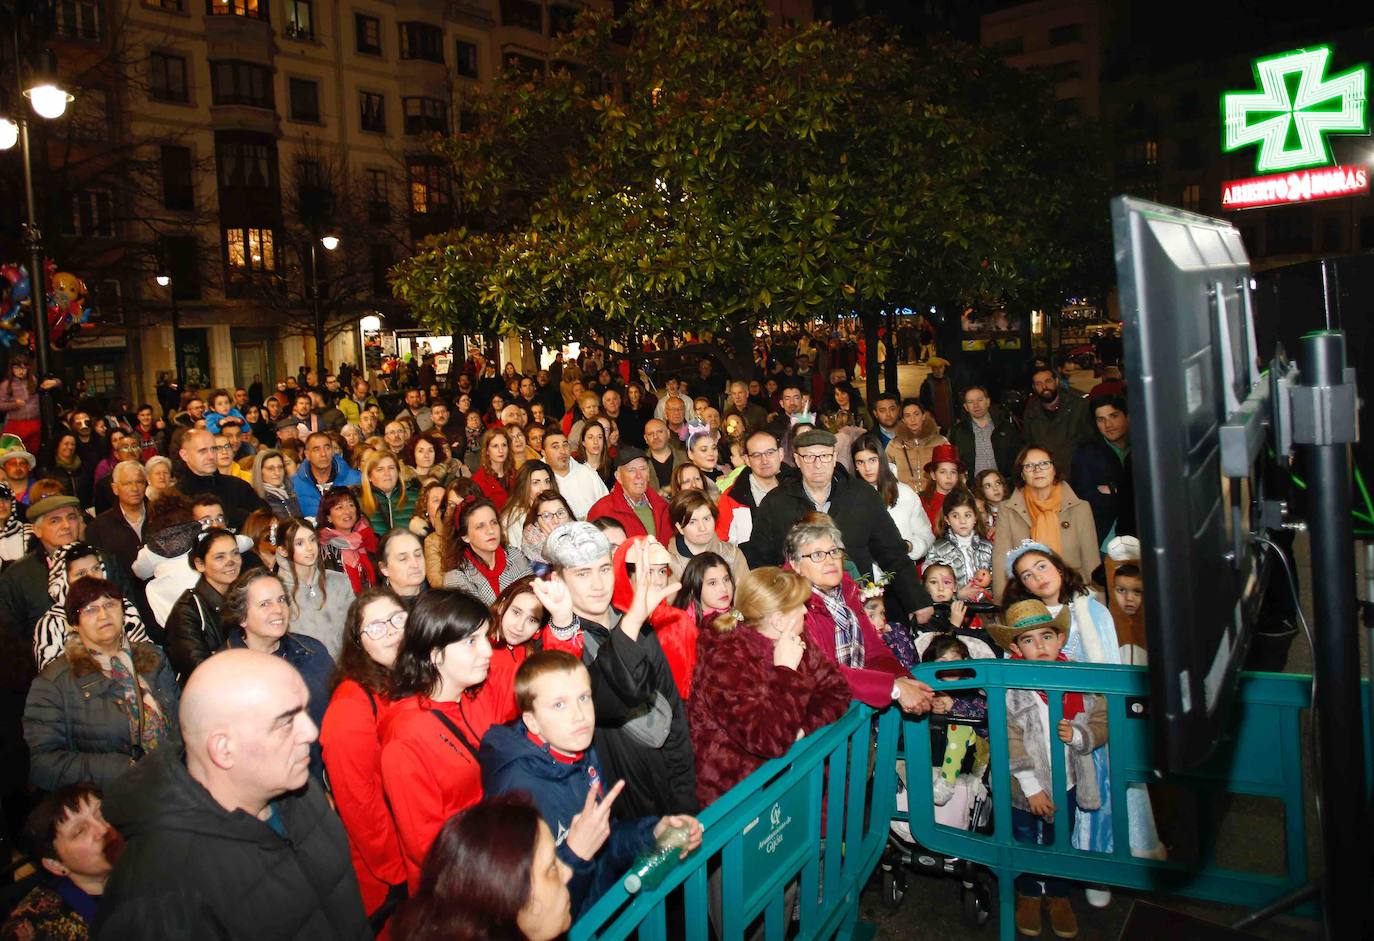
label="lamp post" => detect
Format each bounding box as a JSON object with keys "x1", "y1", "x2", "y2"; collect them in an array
[
  {"x1": 308, "y1": 234, "x2": 339, "y2": 378},
  {"x1": 155, "y1": 273, "x2": 184, "y2": 391},
  {"x1": 0, "y1": 35, "x2": 73, "y2": 449}
]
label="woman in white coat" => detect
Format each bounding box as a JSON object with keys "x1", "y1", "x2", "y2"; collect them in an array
[{"x1": 851, "y1": 433, "x2": 935, "y2": 566}]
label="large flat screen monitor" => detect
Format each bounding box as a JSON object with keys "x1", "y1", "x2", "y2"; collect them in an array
[{"x1": 1110, "y1": 196, "x2": 1270, "y2": 771}]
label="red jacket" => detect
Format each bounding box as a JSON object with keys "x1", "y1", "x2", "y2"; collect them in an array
[
  {"x1": 379, "y1": 679, "x2": 515, "y2": 890},
  {"x1": 802, "y1": 575, "x2": 906, "y2": 708},
  {"x1": 472, "y1": 467, "x2": 511, "y2": 510},
  {"x1": 320, "y1": 681, "x2": 406, "y2": 917},
  {"x1": 587, "y1": 483, "x2": 671, "y2": 539},
  {"x1": 688, "y1": 623, "x2": 852, "y2": 807}
]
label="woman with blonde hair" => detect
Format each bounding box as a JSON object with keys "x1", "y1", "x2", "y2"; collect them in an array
[
  {"x1": 688, "y1": 567, "x2": 852, "y2": 806},
  {"x1": 361, "y1": 450, "x2": 416, "y2": 537}
]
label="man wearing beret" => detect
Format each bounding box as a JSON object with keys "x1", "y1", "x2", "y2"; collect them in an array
[
  {"x1": 587, "y1": 446, "x2": 671, "y2": 539},
  {"x1": 746, "y1": 428, "x2": 934, "y2": 623}
]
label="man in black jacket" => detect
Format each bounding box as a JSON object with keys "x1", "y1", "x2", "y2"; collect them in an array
[
  {"x1": 534, "y1": 522, "x2": 697, "y2": 821},
  {"x1": 948, "y1": 384, "x2": 1022, "y2": 480},
  {"x1": 746, "y1": 429, "x2": 934, "y2": 622},
  {"x1": 1070, "y1": 394, "x2": 1132, "y2": 549},
  {"x1": 174, "y1": 429, "x2": 265, "y2": 530},
  {"x1": 95, "y1": 650, "x2": 369, "y2": 941}
]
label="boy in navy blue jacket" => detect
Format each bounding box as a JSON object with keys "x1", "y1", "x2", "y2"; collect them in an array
[{"x1": 480, "y1": 651, "x2": 703, "y2": 917}]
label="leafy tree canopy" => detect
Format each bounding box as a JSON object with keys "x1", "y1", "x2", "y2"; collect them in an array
[{"x1": 390, "y1": 0, "x2": 1110, "y2": 347}]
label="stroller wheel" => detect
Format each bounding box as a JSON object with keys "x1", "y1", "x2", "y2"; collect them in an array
[
  {"x1": 961, "y1": 872, "x2": 995, "y2": 928},
  {"x1": 881, "y1": 870, "x2": 906, "y2": 910}
]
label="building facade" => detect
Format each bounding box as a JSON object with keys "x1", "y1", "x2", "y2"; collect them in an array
[{"x1": 19, "y1": 0, "x2": 806, "y2": 409}]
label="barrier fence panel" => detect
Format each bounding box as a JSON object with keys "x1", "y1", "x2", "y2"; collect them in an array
[
  {"x1": 571, "y1": 700, "x2": 898, "y2": 941},
  {"x1": 896, "y1": 662, "x2": 1318, "y2": 941}
]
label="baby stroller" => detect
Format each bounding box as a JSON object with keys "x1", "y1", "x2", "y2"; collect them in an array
[{"x1": 879, "y1": 713, "x2": 997, "y2": 928}]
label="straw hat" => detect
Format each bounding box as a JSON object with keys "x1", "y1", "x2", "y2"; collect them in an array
[{"x1": 985, "y1": 599, "x2": 1070, "y2": 654}]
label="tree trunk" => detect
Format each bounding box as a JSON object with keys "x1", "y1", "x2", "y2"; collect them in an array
[{"x1": 883, "y1": 309, "x2": 899, "y2": 394}]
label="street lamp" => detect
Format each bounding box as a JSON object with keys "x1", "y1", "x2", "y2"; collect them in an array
[
  {"x1": 0, "y1": 32, "x2": 75, "y2": 448},
  {"x1": 309, "y1": 234, "x2": 339, "y2": 377},
  {"x1": 154, "y1": 266, "x2": 184, "y2": 391}
]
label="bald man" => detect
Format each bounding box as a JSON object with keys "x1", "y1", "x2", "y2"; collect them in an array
[
  {"x1": 95, "y1": 650, "x2": 368, "y2": 941},
  {"x1": 174, "y1": 428, "x2": 266, "y2": 530}
]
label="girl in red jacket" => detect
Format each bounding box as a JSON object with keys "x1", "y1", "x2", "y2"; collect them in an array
[
  {"x1": 320, "y1": 586, "x2": 409, "y2": 932},
  {"x1": 688, "y1": 567, "x2": 853, "y2": 807},
  {"x1": 485, "y1": 574, "x2": 546, "y2": 698},
  {"x1": 379, "y1": 589, "x2": 515, "y2": 891}
]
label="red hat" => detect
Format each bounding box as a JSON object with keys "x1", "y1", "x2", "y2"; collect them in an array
[{"x1": 923, "y1": 443, "x2": 965, "y2": 475}]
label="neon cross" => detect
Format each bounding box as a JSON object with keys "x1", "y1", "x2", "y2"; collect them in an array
[{"x1": 1223, "y1": 46, "x2": 1369, "y2": 174}]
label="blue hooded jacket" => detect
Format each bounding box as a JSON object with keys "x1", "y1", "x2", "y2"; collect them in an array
[
  {"x1": 480, "y1": 720, "x2": 657, "y2": 917},
  {"x1": 292, "y1": 454, "x2": 362, "y2": 520}
]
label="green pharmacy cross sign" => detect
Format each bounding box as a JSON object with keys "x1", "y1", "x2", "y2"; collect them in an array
[{"x1": 1223, "y1": 46, "x2": 1369, "y2": 174}]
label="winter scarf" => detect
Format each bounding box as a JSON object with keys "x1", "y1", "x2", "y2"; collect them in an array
[{"x1": 1024, "y1": 484, "x2": 1064, "y2": 555}]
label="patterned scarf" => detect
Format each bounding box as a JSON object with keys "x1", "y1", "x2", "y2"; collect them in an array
[
  {"x1": 95, "y1": 646, "x2": 171, "y2": 756},
  {"x1": 320, "y1": 527, "x2": 365, "y2": 570},
  {"x1": 817, "y1": 587, "x2": 864, "y2": 669}
]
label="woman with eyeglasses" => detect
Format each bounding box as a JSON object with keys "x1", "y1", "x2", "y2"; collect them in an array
[
  {"x1": 990, "y1": 445, "x2": 1098, "y2": 602},
  {"x1": 321, "y1": 586, "x2": 411, "y2": 933},
  {"x1": 520, "y1": 494, "x2": 575, "y2": 567},
  {"x1": 24, "y1": 576, "x2": 179, "y2": 791},
  {"x1": 784, "y1": 518, "x2": 931, "y2": 712}
]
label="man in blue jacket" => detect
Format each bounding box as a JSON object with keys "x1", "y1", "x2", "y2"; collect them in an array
[
  {"x1": 480, "y1": 651, "x2": 702, "y2": 917},
  {"x1": 293, "y1": 432, "x2": 362, "y2": 520}
]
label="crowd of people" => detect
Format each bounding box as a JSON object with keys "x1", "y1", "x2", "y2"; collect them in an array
[{"x1": 0, "y1": 330, "x2": 1155, "y2": 940}]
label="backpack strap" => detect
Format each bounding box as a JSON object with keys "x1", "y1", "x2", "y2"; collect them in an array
[{"x1": 431, "y1": 708, "x2": 480, "y2": 761}]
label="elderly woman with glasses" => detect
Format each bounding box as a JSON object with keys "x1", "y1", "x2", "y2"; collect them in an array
[
  {"x1": 320, "y1": 586, "x2": 411, "y2": 927},
  {"x1": 23, "y1": 576, "x2": 180, "y2": 791},
  {"x1": 784, "y1": 518, "x2": 932, "y2": 714},
  {"x1": 990, "y1": 445, "x2": 1098, "y2": 602}
]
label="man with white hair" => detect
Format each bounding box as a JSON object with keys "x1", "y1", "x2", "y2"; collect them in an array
[{"x1": 95, "y1": 649, "x2": 369, "y2": 940}]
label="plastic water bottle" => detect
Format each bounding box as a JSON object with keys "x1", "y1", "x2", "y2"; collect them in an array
[{"x1": 622, "y1": 824, "x2": 693, "y2": 894}]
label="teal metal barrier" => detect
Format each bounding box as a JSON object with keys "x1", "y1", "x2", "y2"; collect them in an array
[
  {"x1": 897, "y1": 662, "x2": 1315, "y2": 941},
  {"x1": 571, "y1": 700, "x2": 896, "y2": 941}
]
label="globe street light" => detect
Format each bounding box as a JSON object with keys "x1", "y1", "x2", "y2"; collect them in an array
[
  {"x1": 310, "y1": 234, "x2": 340, "y2": 376},
  {"x1": 0, "y1": 33, "x2": 74, "y2": 448}
]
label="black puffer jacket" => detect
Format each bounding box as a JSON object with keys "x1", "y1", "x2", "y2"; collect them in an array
[{"x1": 94, "y1": 745, "x2": 369, "y2": 941}]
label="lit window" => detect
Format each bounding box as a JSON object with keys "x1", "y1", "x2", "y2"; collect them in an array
[{"x1": 225, "y1": 227, "x2": 277, "y2": 270}]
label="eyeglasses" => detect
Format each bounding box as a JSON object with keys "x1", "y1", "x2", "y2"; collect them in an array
[
  {"x1": 362, "y1": 610, "x2": 408, "y2": 639},
  {"x1": 212, "y1": 445, "x2": 233, "y2": 453},
  {"x1": 537, "y1": 508, "x2": 570, "y2": 522},
  {"x1": 796, "y1": 452, "x2": 835, "y2": 465},
  {"x1": 1021, "y1": 460, "x2": 1053, "y2": 472},
  {"x1": 798, "y1": 547, "x2": 844, "y2": 563},
  {"x1": 747, "y1": 447, "x2": 780, "y2": 460},
  {"x1": 79, "y1": 599, "x2": 122, "y2": 619}
]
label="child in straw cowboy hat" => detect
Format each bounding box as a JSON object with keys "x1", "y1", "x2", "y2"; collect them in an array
[{"x1": 990, "y1": 599, "x2": 1108, "y2": 939}]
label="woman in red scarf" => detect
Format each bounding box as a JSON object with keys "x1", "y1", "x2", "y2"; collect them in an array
[
  {"x1": 318, "y1": 489, "x2": 378, "y2": 592},
  {"x1": 472, "y1": 428, "x2": 514, "y2": 509},
  {"x1": 439, "y1": 497, "x2": 530, "y2": 606}
]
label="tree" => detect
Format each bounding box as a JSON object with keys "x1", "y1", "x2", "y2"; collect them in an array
[{"x1": 391, "y1": 0, "x2": 1111, "y2": 397}]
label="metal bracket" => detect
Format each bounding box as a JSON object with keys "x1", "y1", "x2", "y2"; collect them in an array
[{"x1": 1290, "y1": 369, "x2": 1358, "y2": 446}]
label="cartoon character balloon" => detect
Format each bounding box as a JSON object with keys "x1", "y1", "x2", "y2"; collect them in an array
[
  {"x1": 0, "y1": 265, "x2": 30, "y2": 349},
  {"x1": 47, "y1": 271, "x2": 93, "y2": 348}
]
